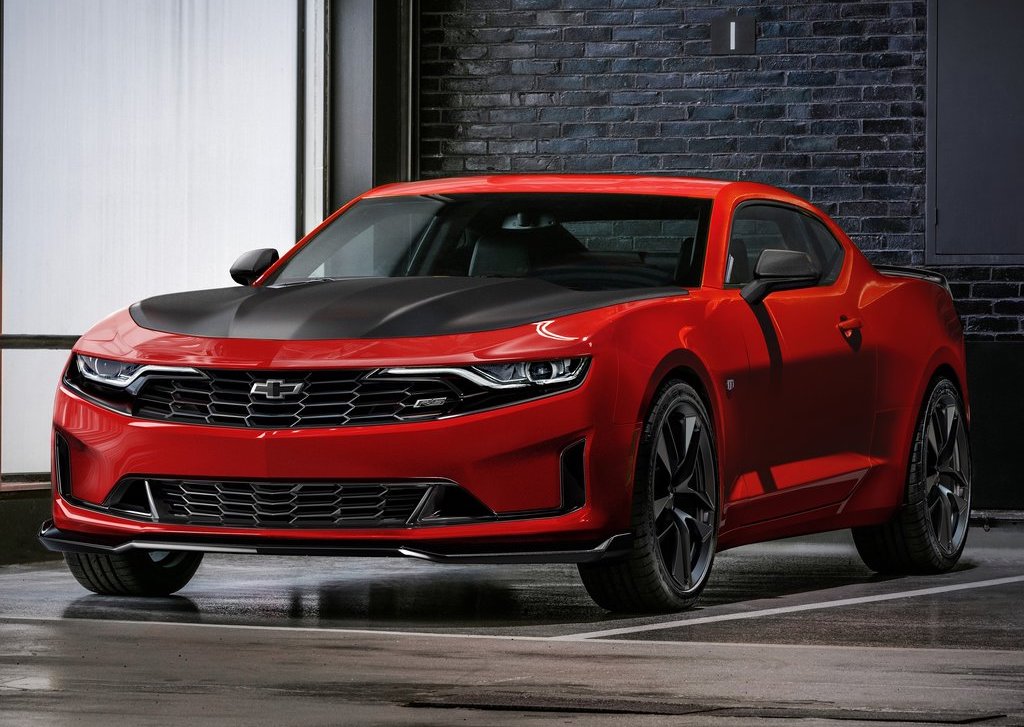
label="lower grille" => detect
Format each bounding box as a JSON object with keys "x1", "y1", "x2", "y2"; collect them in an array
[{"x1": 110, "y1": 478, "x2": 435, "y2": 528}]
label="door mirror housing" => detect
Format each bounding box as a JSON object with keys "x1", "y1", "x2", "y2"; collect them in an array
[
  {"x1": 740, "y1": 249, "x2": 819, "y2": 305},
  {"x1": 230, "y1": 248, "x2": 280, "y2": 286}
]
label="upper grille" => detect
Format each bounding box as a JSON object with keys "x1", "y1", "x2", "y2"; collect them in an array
[
  {"x1": 134, "y1": 369, "x2": 457, "y2": 428},
  {"x1": 138, "y1": 479, "x2": 432, "y2": 528}
]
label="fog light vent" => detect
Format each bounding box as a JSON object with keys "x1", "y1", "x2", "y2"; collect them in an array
[
  {"x1": 560, "y1": 439, "x2": 586, "y2": 512},
  {"x1": 53, "y1": 432, "x2": 73, "y2": 498}
]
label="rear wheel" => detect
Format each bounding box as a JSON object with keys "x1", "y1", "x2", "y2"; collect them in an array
[
  {"x1": 579, "y1": 380, "x2": 718, "y2": 613},
  {"x1": 64, "y1": 550, "x2": 203, "y2": 596},
  {"x1": 853, "y1": 377, "x2": 971, "y2": 574}
]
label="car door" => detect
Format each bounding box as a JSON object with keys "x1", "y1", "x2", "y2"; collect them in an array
[{"x1": 724, "y1": 202, "x2": 877, "y2": 526}]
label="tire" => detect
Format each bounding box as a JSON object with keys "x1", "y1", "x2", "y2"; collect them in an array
[
  {"x1": 64, "y1": 550, "x2": 203, "y2": 596},
  {"x1": 579, "y1": 380, "x2": 719, "y2": 613},
  {"x1": 853, "y1": 377, "x2": 971, "y2": 574}
]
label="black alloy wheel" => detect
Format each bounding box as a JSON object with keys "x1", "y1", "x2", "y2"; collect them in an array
[
  {"x1": 578, "y1": 380, "x2": 719, "y2": 612},
  {"x1": 921, "y1": 385, "x2": 972, "y2": 556},
  {"x1": 853, "y1": 377, "x2": 971, "y2": 574},
  {"x1": 650, "y1": 396, "x2": 717, "y2": 592}
]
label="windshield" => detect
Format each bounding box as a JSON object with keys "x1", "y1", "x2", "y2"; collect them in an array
[{"x1": 267, "y1": 193, "x2": 712, "y2": 290}]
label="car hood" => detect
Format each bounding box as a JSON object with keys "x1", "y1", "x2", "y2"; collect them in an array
[{"x1": 129, "y1": 277, "x2": 685, "y2": 340}]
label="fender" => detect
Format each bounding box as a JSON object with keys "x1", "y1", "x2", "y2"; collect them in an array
[
  {"x1": 633, "y1": 349, "x2": 720, "y2": 430},
  {"x1": 620, "y1": 348, "x2": 731, "y2": 511}
]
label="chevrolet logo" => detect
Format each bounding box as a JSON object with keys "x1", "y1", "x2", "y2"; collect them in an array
[{"x1": 250, "y1": 379, "x2": 304, "y2": 399}]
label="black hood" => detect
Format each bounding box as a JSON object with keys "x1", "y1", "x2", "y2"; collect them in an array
[{"x1": 129, "y1": 277, "x2": 685, "y2": 340}]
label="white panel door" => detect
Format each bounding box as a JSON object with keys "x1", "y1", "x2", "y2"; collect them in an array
[{"x1": 2, "y1": 0, "x2": 298, "y2": 472}]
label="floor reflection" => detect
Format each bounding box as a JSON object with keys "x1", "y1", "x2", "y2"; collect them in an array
[
  {"x1": 312, "y1": 577, "x2": 547, "y2": 624},
  {"x1": 63, "y1": 594, "x2": 201, "y2": 622},
  {"x1": 50, "y1": 547, "x2": 935, "y2": 630}
]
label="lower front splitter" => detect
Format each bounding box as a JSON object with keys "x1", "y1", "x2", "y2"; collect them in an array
[{"x1": 37, "y1": 521, "x2": 632, "y2": 565}]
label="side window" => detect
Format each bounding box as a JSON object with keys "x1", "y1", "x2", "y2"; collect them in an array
[
  {"x1": 802, "y1": 216, "x2": 846, "y2": 285},
  {"x1": 725, "y1": 204, "x2": 841, "y2": 286}
]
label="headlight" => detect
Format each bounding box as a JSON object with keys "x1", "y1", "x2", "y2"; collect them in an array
[
  {"x1": 379, "y1": 357, "x2": 590, "y2": 416},
  {"x1": 384, "y1": 356, "x2": 589, "y2": 391},
  {"x1": 76, "y1": 355, "x2": 146, "y2": 388},
  {"x1": 64, "y1": 355, "x2": 204, "y2": 414},
  {"x1": 470, "y1": 358, "x2": 588, "y2": 388}
]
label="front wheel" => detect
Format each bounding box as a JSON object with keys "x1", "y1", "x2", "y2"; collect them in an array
[
  {"x1": 64, "y1": 550, "x2": 203, "y2": 596},
  {"x1": 853, "y1": 377, "x2": 971, "y2": 574},
  {"x1": 579, "y1": 380, "x2": 719, "y2": 613}
]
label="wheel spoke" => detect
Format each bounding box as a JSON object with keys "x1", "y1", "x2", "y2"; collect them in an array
[
  {"x1": 664, "y1": 413, "x2": 683, "y2": 464},
  {"x1": 680, "y1": 415, "x2": 697, "y2": 457},
  {"x1": 935, "y1": 487, "x2": 953, "y2": 548},
  {"x1": 938, "y1": 465, "x2": 970, "y2": 491},
  {"x1": 694, "y1": 515, "x2": 714, "y2": 544},
  {"x1": 925, "y1": 414, "x2": 941, "y2": 462},
  {"x1": 673, "y1": 418, "x2": 701, "y2": 483},
  {"x1": 670, "y1": 509, "x2": 694, "y2": 588},
  {"x1": 950, "y1": 489, "x2": 969, "y2": 519},
  {"x1": 935, "y1": 409, "x2": 959, "y2": 467},
  {"x1": 655, "y1": 430, "x2": 674, "y2": 477},
  {"x1": 656, "y1": 518, "x2": 674, "y2": 545},
  {"x1": 674, "y1": 481, "x2": 715, "y2": 512},
  {"x1": 653, "y1": 493, "x2": 673, "y2": 518}
]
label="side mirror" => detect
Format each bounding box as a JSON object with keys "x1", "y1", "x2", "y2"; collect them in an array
[
  {"x1": 230, "y1": 248, "x2": 279, "y2": 286},
  {"x1": 740, "y1": 249, "x2": 819, "y2": 305}
]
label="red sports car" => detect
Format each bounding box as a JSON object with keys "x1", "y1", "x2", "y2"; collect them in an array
[{"x1": 40, "y1": 175, "x2": 971, "y2": 613}]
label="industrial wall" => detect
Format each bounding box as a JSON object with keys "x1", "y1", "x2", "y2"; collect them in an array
[{"x1": 418, "y1": 0, "x2": 1024, "y2": 338}]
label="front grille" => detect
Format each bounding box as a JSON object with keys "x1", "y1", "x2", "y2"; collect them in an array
[
  {"x1": 134, "y1": 369, "x2": 457, "y2": 428},
  {"x1": 123, "y1": 479, "x2": 434, "y2": 528}
]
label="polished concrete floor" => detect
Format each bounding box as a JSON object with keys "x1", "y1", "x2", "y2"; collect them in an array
[{"x1": 1, "y1": 528, "x2": 1022, "y2": 725}]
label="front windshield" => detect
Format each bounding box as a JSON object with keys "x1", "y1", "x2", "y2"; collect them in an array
[{"x1": 267, "y1": 193, "x2": 712, "y2": 291}]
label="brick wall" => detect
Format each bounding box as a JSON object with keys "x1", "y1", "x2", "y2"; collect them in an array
[{"x1": 418, "y1": 0, "x2": 1024, "y2": 340}]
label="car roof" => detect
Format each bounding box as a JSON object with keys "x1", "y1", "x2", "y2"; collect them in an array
[{"x1": 362, "y1": 174, "x2": 801, "y2": 203}]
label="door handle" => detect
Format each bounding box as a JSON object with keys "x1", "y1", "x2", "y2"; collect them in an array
[{"x1": 837, "y1": 317, "x2": 863, "y2": 338}]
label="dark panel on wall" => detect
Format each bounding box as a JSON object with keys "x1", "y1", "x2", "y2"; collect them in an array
[
  {"x1": 928, "y1": 0, "x2": 1024, "y2": 263},
  {"x1": 374, "y1": 0, "x2": 417, "y2": 185},
  {"x1": 328, "y1": 0, "x2": 416, "y2": 212},
  {"x1": 329, "y1": 0, "x2": 375, "y2": 209},
  {"x1": 966, "y1": 342, "x2": 1024, "y2": 510}
]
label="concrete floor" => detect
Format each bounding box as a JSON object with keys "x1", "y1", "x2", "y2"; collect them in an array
[{"x1": 1, "y1": 528, "x2": 1022, "y2": 726}]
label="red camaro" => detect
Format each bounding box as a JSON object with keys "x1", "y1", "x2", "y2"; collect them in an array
[{"x1": 41, "y1": 175, "x2": 971, "y2": 612}]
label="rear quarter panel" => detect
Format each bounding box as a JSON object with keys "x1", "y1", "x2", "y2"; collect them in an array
[{"x1": 845, "y1": 268, "x2": 968, "y2": 514}]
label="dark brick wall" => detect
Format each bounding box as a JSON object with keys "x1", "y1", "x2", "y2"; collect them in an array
[{"x1": 418, "y1": 0, "x2": 1024, "y2": 339}]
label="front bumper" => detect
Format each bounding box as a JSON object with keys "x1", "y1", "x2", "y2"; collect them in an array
[
  {"x1": 50, "y1": 366, "x2": 639, "y2": 550},
  {"x1": 38, "y1": 521, "x2": 632, "y2": 564}
]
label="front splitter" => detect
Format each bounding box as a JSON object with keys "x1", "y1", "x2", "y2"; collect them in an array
[{"x1": 37, "y1": 521, "x2": 632, "y2": 565}]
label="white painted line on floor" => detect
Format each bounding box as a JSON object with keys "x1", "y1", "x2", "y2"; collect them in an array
[
  {"x1": 3, "y1": 613, "x2": 1024, "y2": 655},
  {"x1": 0, "y1": 615, "x2": 552, "y2": 642},
  {"x1": 1, "y1": 574, "x2": 1022, "y2": 647},
  {"x1": 551, "y1": 574, "x2": 1024, "y2": 641},
  {"x1": 2, "y1": 613, "x2": 1024, "y2": 656}
]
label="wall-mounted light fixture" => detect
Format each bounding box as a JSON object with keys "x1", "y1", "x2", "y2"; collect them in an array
[{"x1": 711, "y1": 14, "x2": 756, "y2": 55}]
